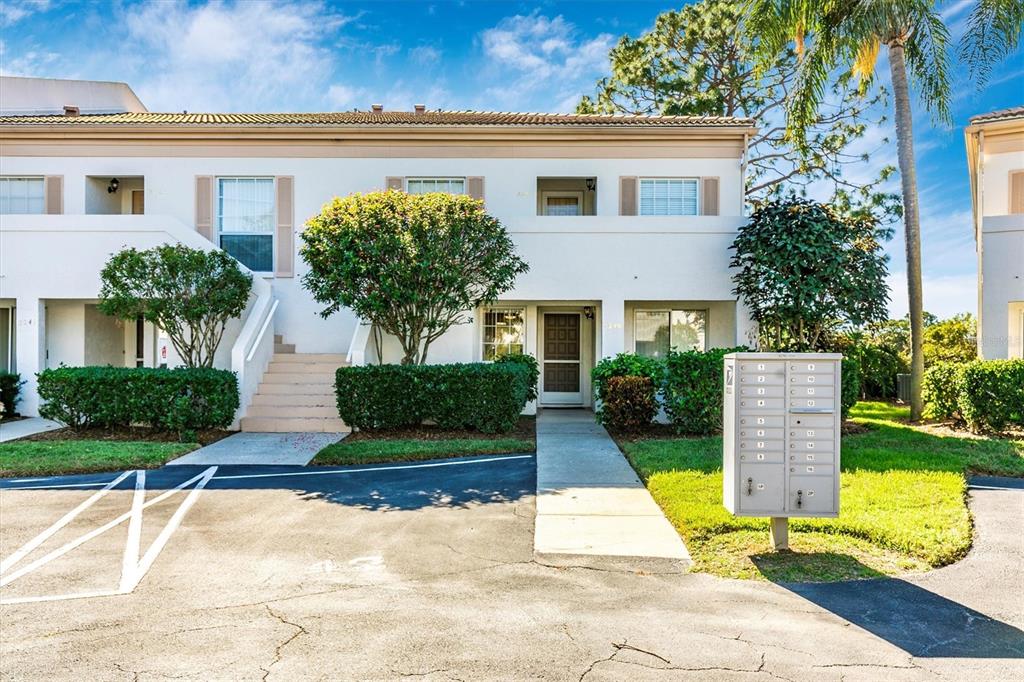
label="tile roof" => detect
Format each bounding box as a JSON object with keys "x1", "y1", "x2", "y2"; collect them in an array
[
  {"x1": 0, "y1": 110, "x2": 753, "y2": 127},
  {"x1": 969, "y1": 106, "x2": 1024, "y2": 124}
]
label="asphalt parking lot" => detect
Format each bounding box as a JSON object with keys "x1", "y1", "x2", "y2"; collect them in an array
[{"x1": 1, "y1": 456, "x2": 1022, "y2": 681}]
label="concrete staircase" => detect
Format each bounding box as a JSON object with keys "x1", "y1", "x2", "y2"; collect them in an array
[{"x1": 239, "y1": 335, "x2": 350, "y2": 433}]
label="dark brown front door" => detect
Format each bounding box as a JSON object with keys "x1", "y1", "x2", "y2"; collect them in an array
[{"x1": 542, "y1": 313, "x2": 582, "y2": 404}]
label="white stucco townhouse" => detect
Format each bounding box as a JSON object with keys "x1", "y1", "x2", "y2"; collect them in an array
[{"x1": 0, "y1": 77, "x2": 757, "y2": 431}]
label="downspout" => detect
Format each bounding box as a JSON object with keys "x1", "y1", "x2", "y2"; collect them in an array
[
  {"x1": 977, "y1": 129, "x2": 985, "y2": 358},
  {"x1": 741, "y1": 132, "x2": 749, "y2": 215}
]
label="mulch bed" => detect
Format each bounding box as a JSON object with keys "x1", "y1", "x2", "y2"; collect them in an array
[
  {"x1": 14, "y1": 426, "x2": 235, "y2": 446},
  {"x1": 344, "y1": 416, "x2": 536, "y2": 443}
]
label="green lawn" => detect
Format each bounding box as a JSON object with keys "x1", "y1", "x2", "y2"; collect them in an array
[
  {"x1": 311, "y1": 437, "x2": 535, "y2": 466},
  {"x1": 0, "y1": 440, "x2": 198, "y2": 477},
  {"x1": 620, "y1": 401, "x2": 1024, "y2": 582}
]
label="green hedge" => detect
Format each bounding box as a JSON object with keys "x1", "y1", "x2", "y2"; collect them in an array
[
  {"x1": 663, "y1": 347, "x2": 747, "y2": 434},
  {"x1": 495, "y1": 353, "x2": 539, "y2": 402},
  {"x1": 602, "y1": 375, "x2": 658, "y2": 431},
  {"x1": 923, "y1": 361, "x2": 965, "y2": 420},
  {"x1": 592, "y1": 353, "x2": 664, "y2": 423},
  {"x1": 840, "y1": 356, "x2": 861, "y2": 420},
  {"x1": 37, "y1": 366, "x2": 238, "y2": 434},
  {"x1": 922, "y1": 359, "x2": 1024, "y2": 431},
  {"x1": 0, "y1": 372, "x2": 23, "y2": 416},
  {"x1": 335, "y1": 362, "x2": 530, "y2": 433}
]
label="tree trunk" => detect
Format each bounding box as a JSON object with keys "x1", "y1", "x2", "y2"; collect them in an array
[{"x1": 888, "y1": 43, "x2": 925, "y2": 421}]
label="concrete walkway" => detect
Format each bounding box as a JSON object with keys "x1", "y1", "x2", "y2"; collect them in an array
[
  {"x1": 167, "y1": 431, "x2": 344, "y2": 466},
  {"x1": 533, "y1": 408, "x2": 690, "y2": 567},
  {"x1": 0, "y1": 417, "x2": 63, "y2": 442}
]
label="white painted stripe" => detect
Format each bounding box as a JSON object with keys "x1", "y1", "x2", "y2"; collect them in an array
[
  {"x1": 7, "y1": 478, "x2": 50, "y2": 483},
  {"x1": 0, "y1": 478, "x2": 123, "y2": 491},
  {"x1": 0, "y1": 467, "x2": 217, "y2": 588},
  {"x1": 0, "y1": 470, "x2": 133, "y2": 574},
  {"x1": 119, "y1": 470, "x2": 146, "y2": 592}
]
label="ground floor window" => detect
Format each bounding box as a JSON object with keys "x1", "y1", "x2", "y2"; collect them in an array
[
  {"x1": 482, "y1": 307, "x2": 525, "y2": 360},
  {"x1": 634, "y1": 309, "x2": 707, "y2": 358}
]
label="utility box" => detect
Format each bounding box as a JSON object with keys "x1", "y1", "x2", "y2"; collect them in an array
[{"x1": 722, "y1": 352, "x2": 842, "y2": 520}]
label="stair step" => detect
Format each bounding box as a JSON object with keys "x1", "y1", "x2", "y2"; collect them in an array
[
  {"x1": 251, "y1": 393, "x2": 336, "y2": 407},
  {"x1": 241, "y1": 416, "x2": 349, "y2": 433},
  {"x1": 257, "y1": 383, "x2": 335, "y2": 395},
  {"x1": 247, "y1": 404, "x2": 339, "y2": 418},
  {"x1": 265, "y1": 362, "x2": 342, "y2": 374},
  {"x1": 261, "y1": 372, "x2": 335, "y2": 385},
  {"x1": 271, "y1": 353, "x2": 347, "y2": 364},
  {"x1": 274, "y1": 334, "x2": 283, "y2": 344},
  {"x1": 274, "y1": 343, "x2": 296, "y2": 353}
]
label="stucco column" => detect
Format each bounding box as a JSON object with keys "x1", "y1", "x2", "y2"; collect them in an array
[
  {"x1": 600, "y1": 298, "x2": 626, "y2": 360},
  {"x1": 14, "y1": 298, "x2": 45, "y2": 417}
]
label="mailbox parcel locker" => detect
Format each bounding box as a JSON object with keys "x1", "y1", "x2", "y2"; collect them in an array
[{"x1": 722, "y1": 353, "x2": 842, "y2": 518}]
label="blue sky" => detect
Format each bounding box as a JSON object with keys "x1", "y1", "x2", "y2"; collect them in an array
[{"x1": 2, "y1": 0, "x2": 1021, "y2": 318}]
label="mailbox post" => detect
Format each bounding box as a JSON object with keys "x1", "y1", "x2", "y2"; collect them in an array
[{"x1": 722, "y1": 352, "x2": 842, "y2": 550}]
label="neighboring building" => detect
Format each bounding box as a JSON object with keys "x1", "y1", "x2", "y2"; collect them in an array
[
  {"x1": 0, "y1": 78, "x2": 756, "y2": 429},
  {"x1": 0, "y1": 76, "x2": 147, "y2": 116},
  {"x1": 965, "y1": 106, "x2": 1024, "y2": 360}
]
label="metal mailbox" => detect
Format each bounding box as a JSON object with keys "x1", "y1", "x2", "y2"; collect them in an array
[{"x1": 723, "y1": 353, "x2": 842, "y2": 528}]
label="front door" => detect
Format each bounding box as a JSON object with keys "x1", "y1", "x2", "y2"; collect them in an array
[{"x1": 541, "y1": 313, "x2": 582, "y2": 405}]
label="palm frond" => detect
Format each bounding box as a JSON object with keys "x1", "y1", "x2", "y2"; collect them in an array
[
  {"x1": 958, "y1": 0, "x2": 1024, "y2": 85},
  {"x1": 904, "y1": 5, "x2": 952, "y2": 124}
]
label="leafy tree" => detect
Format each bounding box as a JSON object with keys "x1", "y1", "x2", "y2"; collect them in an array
[
  {"x1": 98, "y1": 244, "x2": 253, "y2": 368},
  {"x1": 745, "y1": 0, "x2": 1021, "y2": 420},
  {"x1": 300, "y1": 190, "x2": 529, "y2": 365},
  {"x1": 576, "y1": 0, "x2": 898, "y2": 217},
  {"x1": 731, "y1": 198, "x2": 891, "y2": 350},
  {"x1": 923, "y1": 313, "x2": 977, "y2": 366}
]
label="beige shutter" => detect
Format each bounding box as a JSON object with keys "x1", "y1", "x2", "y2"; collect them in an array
[
  {"x1": 275, "y1": 176, "x2": 295, "y2": 278},
  {"x1": 619, "y1": 176, "x2": 638, "y2": 216},
  {"x1": 43, "y1": 175, "x2": 63, "y2": 214},
  {"x1": 195, "y1": 175, "x2": 215, "y2": 241},
  {"x1": 701, "y1": 177, "x2": 720, "y2": 216},
  {"x1": 467, "y1": 176, "x2": 485, "y2": 204},
  {"x1": 1011, "y1": 170, "x2": 1024, "y2": 214},
  {"x1": 385, "y1": 176, "x2": 404, "y2": 191}
]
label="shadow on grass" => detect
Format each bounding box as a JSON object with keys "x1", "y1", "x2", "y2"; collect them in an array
[{"x1": 750, "y1": 550, "x2": 887, "y2": 583}]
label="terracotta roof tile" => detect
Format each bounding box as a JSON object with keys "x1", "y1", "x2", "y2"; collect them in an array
[
  {"x1": 969, "y1": 106, "x2": 1024, "y2": 124},
  {"x1": 0, "y1": 110, "x2": 753, "y2": 127}
]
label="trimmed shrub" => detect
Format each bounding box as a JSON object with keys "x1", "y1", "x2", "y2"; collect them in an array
[
  {"x1": 495, "y1": 352, "x2": 539, "y2": 402},
  {"x1": 957, "y1": 360, "x2": 1024, "y2": 432},
  {"x1": 592, "y1": 353, "x2": 664, "y2": 424},
  {"x1": 602, "y1": 375, "x2": 658, "y2": 431},
  {"x1": 335, "y1": 363, "x2": 530, "y2": 433},
  {"x1": 923, "y1": 361, "x2": 965, "y2": 421},
  {"x1": 0, "y1": 372, "x2": 23, "y2": 417},
  {"x1": 663, "y1": 347, "x2": 747, "y2": 435},
  {"x1": 37, "y1": 367, "x2": 238, "y2": 434},
  {"x1": 841, "y1": 356, "x2": 861, "y2": 420}
]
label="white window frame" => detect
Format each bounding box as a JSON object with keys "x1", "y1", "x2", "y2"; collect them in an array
[
  {"x1": 540, "y1": 190, "x2": 585, "y2": 216},
  {"x1": 639, "y1": 177, "x2": 700, "y2": 216},
  {"x1": 216, "y1": 176, "x2": 275, "y2": 274},
  {"x1": 481, "y1": 306, "x2": 527, "y2": 361},
  {"x1": 405, "y1": 177, "x2": 467, "y2": 195},
  {"x1": 633, "y1": 308, "x2": 708, "y2": 358},
  {"x1": 0, "y1": 176, "x2": 45, "y2": 215}
]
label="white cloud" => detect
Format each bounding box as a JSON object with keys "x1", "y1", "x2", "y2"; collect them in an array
[
  {"x1": 409, "y1": 45, "x2": 441, "y2": 67},
  {"x1": 326, "y1": 83, "x2": 364, "y2": 109},
  {"x1": 0, "y1": 39, "x2": 59, "y2": 76},
  {"x1": 887, "y1": 271, "x2": 977, "y2": 318},
  {"x1": 0, "y1": 0, "x2": 50, "y2": 27}
]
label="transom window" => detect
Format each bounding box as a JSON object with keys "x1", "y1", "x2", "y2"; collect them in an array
[
  {"x1": 0, "y1": 177, "x2": 45, "y2": 215},
  {"x1": 482, "y1": 307, "x2": 526, "y2": 360},
  {"x1": 639, "y1": 178, "x2": 699, "y2": 216},
  {"x1": 406, "y1": 178, "x2": 466, "y2": 195},
  {"x1": 217, "y1": 177, "x2": 274, "y2": 272},
  {"x1": 634, "y1": 309, "x2": 707, "y2": 358}
]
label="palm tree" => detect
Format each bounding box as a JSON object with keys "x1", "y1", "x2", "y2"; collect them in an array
[{"x1": 745, "y1": 0, "x2": 1021, "y2": 420}]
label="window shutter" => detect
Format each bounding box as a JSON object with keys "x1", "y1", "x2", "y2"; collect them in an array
[
  {"x1": 1011, "y1": 171, "x2": 1024, "y2": 215},
  {"x1": 619, "y1": 176, "x2": 638, "y2": 216},
  {"x1": 385, "y1": 176, "x2": 404, "y2": 191},
  {"x1": 43, "y1": 175, "x2": 63, "y2": 214},
  {"x1": 700, "y1": 177, "x2": 720, "y2": 216},
  {"x1": 195, "y1": 175, "x2": 215, "y2": 241},
  {"x1": 467, "y1": 176, "x2": 485, "y2": 203},
  {"x1": 275, "y1": 176, "x2": 295, "y2": 278}
]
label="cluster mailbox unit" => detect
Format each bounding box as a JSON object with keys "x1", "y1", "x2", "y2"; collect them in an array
[{"x1": 722, "y1": 352, "x2": 843, "y2": 548}]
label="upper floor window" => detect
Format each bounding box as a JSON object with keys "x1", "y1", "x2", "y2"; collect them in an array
[
  {"x1": 0, "y1": 177, "x2": 44, "y2": 215},
  {"x1": 639, "y1": 178, "x2": 698, "y2": 216},
  {"x1": 634, "y1": 309, "x2": 706, "y2": 358},
  {"x1": 217, "y1": 177, "x2": 274, "y2": 272},
  {"x1": 406, "y1": 178, "x2": 466, "y2": 195}
]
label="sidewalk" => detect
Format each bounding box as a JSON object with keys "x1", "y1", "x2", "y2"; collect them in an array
[
  {"x1": 533, "y1": 409, "x2": 690, "y2": 568},
  {"x1": 167, "y1": 431, "x2": 344, "y2": 466},
  {"x1": 0, "y1": 417, "x2": 63, "y2": 443}
]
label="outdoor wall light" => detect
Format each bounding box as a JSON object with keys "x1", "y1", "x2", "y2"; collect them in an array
[
  {"x1": 107, "y1": 178, "x2": 120, "y2": 194},
  {"x1": 583, "y1": 306, "x2": 594, "y2": 320},
  {"x1": 586, "y1": 178, "x2": 596, "y2": 192}
]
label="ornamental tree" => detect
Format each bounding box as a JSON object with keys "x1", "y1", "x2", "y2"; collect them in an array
[
  {"x1": 730, "y1": 198, "x2": 890, "y2": 351},
  {"x1": 98, "y1": 244, "x2": 252, "y2": 368},
  {"x1": 300, "y1": 190, "x2": 529, "y2": 365}
]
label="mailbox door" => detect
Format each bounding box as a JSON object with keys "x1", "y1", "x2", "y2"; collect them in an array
[{"x1": 738, "y1": 463, "x2": 785, "y2": 514}]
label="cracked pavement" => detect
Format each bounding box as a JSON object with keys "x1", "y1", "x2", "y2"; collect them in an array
[{"x1": 1, "y1": 457, "x2": 1022, "y2": 680}]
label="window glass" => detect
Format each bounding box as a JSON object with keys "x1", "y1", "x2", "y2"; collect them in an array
[
  {"x1": 544, "y1": 196, "x2": 581, "y2": 216},
  {"x1": 639, "y1": 178, "x2": 698, "y2": 216},
  {"x1": 482, "y1": 307, "x2": 525, "y2": 360},
  {"x1": 670, "y1": 310, "x2": 707, "y2": 351},
  {"x1": 634, "y1": 309, "x2": 707, "y2": 358},
  {"x1": 218, "y1": 177, "x2": 274, "y2": 272},
  {"x1": 0, "y1": 177, "x2": 45, "y2": 214},
  {"x1": 406, "y1": 178, "x2": 466, "y2": 195}
]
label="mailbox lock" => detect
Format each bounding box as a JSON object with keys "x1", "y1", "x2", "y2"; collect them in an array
[
  {"x1": 746, "y1": 477, "x2": 753, "y2": 496},
  {"x1": 796, "y1": 490, "x2": 804, "y2": 509}
]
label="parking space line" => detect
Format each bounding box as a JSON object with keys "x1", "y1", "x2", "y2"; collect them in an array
[
  {"x1": 212, "y1": 454, "x2": 536, "y2": 482},
  {"x1": 119, "y1": 470, "x2": 146, "y2": 592}
]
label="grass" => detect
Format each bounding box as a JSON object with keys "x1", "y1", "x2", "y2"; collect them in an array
[
  {"x1": 0, "y1": 440, "x2": 198, "y2": 477},
  {"x1": 619, "y1": 401, "x2": 1024, "y2": 582},
  {"x1": 311, "y1": 436, "x2": 534, "y2": 466}
]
